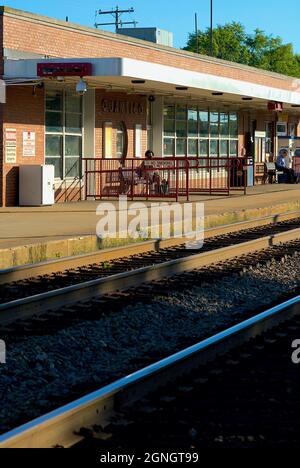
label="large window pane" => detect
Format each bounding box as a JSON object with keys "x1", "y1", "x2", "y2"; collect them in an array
[
  {"x1": 210, "y1": 139, "x2": 219, "y2": 156},
  {"x1": 220, "y1": 113, "x2": 229, "y2": 137},
  {"x1": 199, "y1": 111, "x2": 209, "y2": 137},
  {"x1": 188, "y1": 107, "x2": 198, "y2": 137},
  {"x1": 45, "y1": 157, "x2": 62, "y2": 179},
  {"x1": 164, "y1": 138, "x2": 175, "y2": 156},
  {"x1": 176, "y1": 105, "x2": 187, "y2": 120},
  {"x1": 46, "y1": 111, "x2": 63, "y2": 133},
  {"x1": 220, "y1": 140, "x2": 229, "y2": 156},
  {"x1": 46, "y1": 91, "x2": 63, "y2": 111},
  {"x1": 188, "y1": 108, "x2": 198, "y2": 121},
  {"x1": 210, "y1": 112, "x2": 219, "y2": 137},
  {"x1": 164, "y1": 119, "x2": 175, "y2": 136},
  {"x1": 65, "y1": 157, "x2": 80, "y2": 178},
  {"x1": 230, "y1": 140, "x2": 238, "y2": 156},
  {"x1": 176, "y1": 138, "x2": 186, "y2": 156},
  {"x1": 46, "y1": 135, "x2": 62, "y2": 156},
  {"x1": 188, "y1": 139, "x2": 198, "y2": 156},
  {"x1": 65, "y1": 113, "x2": 82, "y2": 134},
  {"x1": 199, "y1": 140, "x2": 208, "y2": 167},
  {"x1": 65, "y1": 92, "x2": 82, "y2": 113},
  {"x1": 200, "y1": 139, "x2": 208, "y2": 157},
  {"x1": 65, "y1": 135, "x2": 82, "y2": 156},
  {"x1": 164, "y1": 104, "x2": 175, "y2": 120},
  {"x1": 229, "y1": 113, "x2": 238, "y2": 137},
  {"x1": 176, "y1": 120, "x2": 187, "y2": 138},
  {"x1": 188, "y1": 119, "x2": 198, "y2": 137}
]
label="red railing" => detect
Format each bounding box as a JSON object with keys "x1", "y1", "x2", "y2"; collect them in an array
[
  {"x1": 293, "y1": 156, "x2": 300, "y2": 176},
  {"x1": 83, "y1": 157, "x2": 250, "y2": 201}
]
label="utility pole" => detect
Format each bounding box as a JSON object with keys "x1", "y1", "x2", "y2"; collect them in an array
[
  {"x1": 210, "y1": 0, "x2": 213, "y2": 56},
  {"x1": 195, "y1": 13, "x2": 199, "y2": 54},
  {"x1": 94, "y1": 6, "x2": 137, "y2": 32}
]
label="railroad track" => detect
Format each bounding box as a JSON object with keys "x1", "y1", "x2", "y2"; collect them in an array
[
  {"x1": 1, "y1": 213, "x2": 300, "y2": 326},
  {"x1": 2, "y1": 211, "x2": 300, "y2": 287},
  {"x1": 1, "y1": 295, "x2": 299, "y2": 448}
]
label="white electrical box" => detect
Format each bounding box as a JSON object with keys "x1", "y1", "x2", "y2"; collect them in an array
[{"x1": 19, "y1": 165, "x2": 55, "y2": 206}]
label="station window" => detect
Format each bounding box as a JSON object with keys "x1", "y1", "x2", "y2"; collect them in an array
[
  {"x1": 116, "y1": 123, "x2": 125, "y2": 159},
  {"x1": 45, "y1": 90, "x2": 83, "y2": 180},
  {"x1": 163, "y1": 104, "x2": 239, "y2": 159}
]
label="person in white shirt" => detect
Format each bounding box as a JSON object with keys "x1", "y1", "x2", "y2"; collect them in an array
[
  {"x1": 283, "y1": 150, "x2": 292, "y2": 169},
  {"x1": 276, "y1": 149, "x2": 297, "y2": 183}
]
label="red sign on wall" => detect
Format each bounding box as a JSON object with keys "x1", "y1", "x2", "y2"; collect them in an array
[
  {"x1": 37, "y1": 62, "x2": 92, "y2": 77},
  {"x1": 268, "y1": 101, "x2": 283, "y2": 112}
]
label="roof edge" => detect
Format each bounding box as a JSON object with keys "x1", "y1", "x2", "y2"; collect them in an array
[{"x1": 1, "y1": 5, "x2": 300, "y2": 85}]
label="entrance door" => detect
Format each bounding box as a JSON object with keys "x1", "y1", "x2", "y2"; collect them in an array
[
  {"x1": 254, "y1": 131, "x2": 267, "y2": 184},
  {"x1": 255, "y1": 133, "x2": 266, "y2": 163}
]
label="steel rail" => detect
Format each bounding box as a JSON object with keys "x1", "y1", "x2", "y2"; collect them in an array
[
  {"x1": 1, "y1": 226, "x2": 300, "y2": 326},
  {"x1": 0, "y1": 295, "x2": 299, "y2": 448},
  {"x1": 1, "y1": 210, "x2": 299, "y2": 285}
]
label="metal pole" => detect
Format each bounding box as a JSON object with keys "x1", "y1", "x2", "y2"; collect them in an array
[
  {"x1": 210, "y1": 0, "x2": 213, "y2": 56},
  {"x1": 115, "y1": 6, "x2": 119, "y2": 31},
  {"x1": 195, "y1": 13, "x2": 199, "y2": 54}
]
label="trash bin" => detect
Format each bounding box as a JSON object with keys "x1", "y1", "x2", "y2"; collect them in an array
[
  {"x1": 247, "y1": 158, "x2": 254, "y2": 187},
  {"x1": 230, "y1": 158, "x2": 244, "y2": 187}
]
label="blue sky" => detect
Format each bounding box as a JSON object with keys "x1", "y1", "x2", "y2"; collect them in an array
[{"x1": 3, "y1": 0, "x2": 300, "y2": 52}]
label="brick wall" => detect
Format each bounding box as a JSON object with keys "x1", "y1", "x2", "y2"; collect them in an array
[
  {"x1": 2, "y1": 85, "x2": 44, "y2": 206},
  {"x1": 2, "y1": 11, "x2": 298, "y2": 92}
]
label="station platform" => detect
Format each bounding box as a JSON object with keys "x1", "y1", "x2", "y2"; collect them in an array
[{"x1": 0, "y1": 184, "x2": 299, "y2": 268}]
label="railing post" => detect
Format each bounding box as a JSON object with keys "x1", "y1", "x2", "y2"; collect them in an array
[
  {"x1": 186, "y1": 158, "x2": 189, "y2": 202},
  {"x1": 131, "y1": 159, "x2": 134, "y2": 201},
  {"x1": 209, "y1": 158, "x2": 212, "y2": 195},
  {"x1": 175, "y1": 159, "x2": 178, "y2": 203},
  {"x1": 84, "y1": 159, "x2": 88, "y2": 201},
  {"x1": 99, "y1": 159, "x2": 102, "y2": 200},
  {"x1": 244, "y1": 156, "x2": 247, "y2": 195},
  {"x1": 227, "y1": 157, "x2": 231, "y2": 195}
]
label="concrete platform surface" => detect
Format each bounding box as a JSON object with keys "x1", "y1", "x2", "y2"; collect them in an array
[{"x1": 0, "y1": 184, "x2": 299, "y2": 268}]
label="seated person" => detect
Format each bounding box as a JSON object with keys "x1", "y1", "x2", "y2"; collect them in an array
[
  {"x1": 139, "y1": 150, "x2": 161, "y2": 193},
  {"x1": 276, "y1": 150, "x2": 298, "y2": 184}
]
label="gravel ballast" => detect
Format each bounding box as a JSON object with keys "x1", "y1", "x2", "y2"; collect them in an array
[{"x1": 0, "y1": 251, "x2": 300, "y2": 433}]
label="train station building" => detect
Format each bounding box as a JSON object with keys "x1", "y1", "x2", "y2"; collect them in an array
[{"x1": 1, "y1": 6, "x2": 300, "y2": 206}]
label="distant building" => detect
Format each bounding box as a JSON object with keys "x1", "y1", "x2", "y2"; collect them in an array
[{"x1": 117, "y1": 27, "x2": 173, "y2": 47}]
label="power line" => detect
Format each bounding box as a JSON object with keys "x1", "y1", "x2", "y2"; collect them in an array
[{"x1": 94, "y1": 6, "x2": 138, "y2": 32}]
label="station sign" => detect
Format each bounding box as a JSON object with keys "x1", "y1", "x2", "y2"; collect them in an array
[
  {"x1": 37, "y1": 62, "x2": 92, "y2": 77},
  {"x1": 268, "y1": 101, "x2": 283, "y2": 112}
]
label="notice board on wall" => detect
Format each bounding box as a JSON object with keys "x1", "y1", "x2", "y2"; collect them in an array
[
  {"x1": 23, "y1": 131, "x2": 36, "y2": 157},
  {"x1": 5, "y1": 128, "x2": 17, "y2": 164}
]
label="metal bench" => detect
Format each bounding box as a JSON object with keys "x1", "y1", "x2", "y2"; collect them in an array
[{"x1": 264, "y1": 162, "x2": 284, "y2": 184}]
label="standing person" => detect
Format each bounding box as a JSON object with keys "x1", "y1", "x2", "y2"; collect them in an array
[{"x1": 276, "y1": 149, "x2": 297, "y2": 183}]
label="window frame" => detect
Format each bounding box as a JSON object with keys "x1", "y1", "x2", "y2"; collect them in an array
[
  {"x1": 45, "y1": 89, "x2": 83, "y2": 181},
  {"x1": 163, "y1": 104, "x2": 239, "y2": 160}
]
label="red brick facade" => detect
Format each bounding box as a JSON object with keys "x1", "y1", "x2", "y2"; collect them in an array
[
  {"x1": 2, "y1": 85, "x2": 44, "y2": 206},
  {"x1": 1, "y1": 10, "x2": 297, "y2": 92}
]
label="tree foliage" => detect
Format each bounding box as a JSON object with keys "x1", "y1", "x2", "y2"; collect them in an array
[{"x1": 183, "y1": 22, "x2": 300, "y2": 78}]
